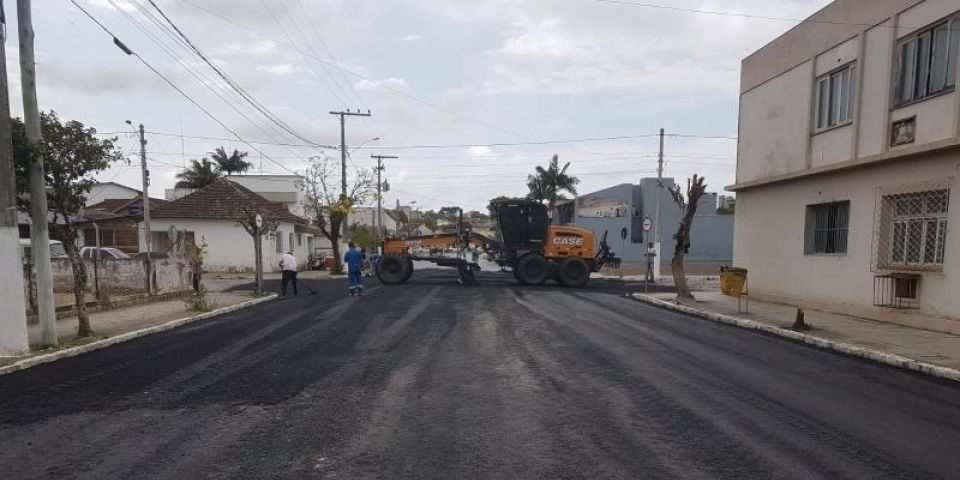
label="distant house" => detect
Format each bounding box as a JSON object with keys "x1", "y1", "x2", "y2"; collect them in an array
[
  {"x1": 150, "y1": 180, "x2": 316, "y2": 272},
  {"x1": 79, "y1": 196, "x2": 170, "y2": 254},
  {"x1": 347, "y1": 206, "x2": 399, "y2": 236}
]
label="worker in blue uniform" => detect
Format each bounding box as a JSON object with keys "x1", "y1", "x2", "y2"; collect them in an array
[{"x1": 344, "y1": 242, "x2": 364, "y2": 296}]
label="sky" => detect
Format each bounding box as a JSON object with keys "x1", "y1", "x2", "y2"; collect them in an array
[{"x1": 8, "y1": 0, "x2": 831, "y2": 211}]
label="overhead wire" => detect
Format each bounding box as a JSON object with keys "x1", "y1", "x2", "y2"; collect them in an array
[{"x1": 68, "y1": 0, "x2": 302, "y2": 177}]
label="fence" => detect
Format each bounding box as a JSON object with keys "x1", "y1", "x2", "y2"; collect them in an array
[{"x1": 22, "y1": 256, "x2": 192, "y2": 319}]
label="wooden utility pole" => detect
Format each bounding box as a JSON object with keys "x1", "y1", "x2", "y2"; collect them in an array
[
  {"x1": 328, "y1": 110, "x2": 371, "y2": 243},
  {"x1": 18, "y1": 0, "x2": 57, "y2": 346},
  {"x1": 371, "y1": 154, "x2": 396, "y2": 247},
  {"x1": 0, "y1": 11, "x2": 30, "y2": 356}
]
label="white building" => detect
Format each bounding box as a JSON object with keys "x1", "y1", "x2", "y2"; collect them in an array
[
  {"x1": 346, "y1": 206, "x2": 399, "y2": 235},
  {"x1": 733, "y1": 0, "x2": 960, "y2": 334},
  {"x1": 150, "y1": 180, "x2": 318, "y2": 272},
  {"x1": 85, "y1": 181, "x2": 140, "y2": 206}
]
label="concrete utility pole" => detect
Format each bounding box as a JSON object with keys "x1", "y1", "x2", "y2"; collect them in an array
[
  {"x1": 328, "y1": 109, "x2": 371, "y2": 249},
  {"x1": 18, "y1": 0, "x2": 56, "y2": 347},
  {"x1": 129, "y1": 121, "x2": 153, "y2": 294},
  {"x1": 0, "y1": 16, "x2": 30, "y2": 356},
  {"x1": 371, "y1": 155, "x2": 397, "y2": 248},
  {"x1": 653, "y1": 127, "x2": 665, "y2": 281}
]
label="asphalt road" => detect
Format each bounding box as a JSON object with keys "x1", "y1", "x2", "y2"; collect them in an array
[{"x1": 1, "y1": 271, "x2": 959, "y2": 479}]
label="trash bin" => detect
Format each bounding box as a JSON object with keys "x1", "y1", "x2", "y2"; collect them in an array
[{"x1": 720, "y1": 266, "x2": 748, "y2": 296}]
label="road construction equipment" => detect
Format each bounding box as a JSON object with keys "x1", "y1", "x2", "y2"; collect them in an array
[{"x1": 376, "y1": 199, "x2": 621, "y2": 287}]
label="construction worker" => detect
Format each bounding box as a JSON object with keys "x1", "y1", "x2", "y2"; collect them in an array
[
  {"x1": 345, "y1": 242, "x2": 364, "y2": 296},
  {"x1": 279, "y1": 250, "x2": 298, "y2": 298}
]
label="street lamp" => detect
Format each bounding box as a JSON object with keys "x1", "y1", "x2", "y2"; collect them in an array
[{"x1": 348, "y1": 137, "x2": 380, "y2": 158}]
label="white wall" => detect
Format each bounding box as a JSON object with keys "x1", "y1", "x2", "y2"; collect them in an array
[
  {"x1": 0, "y1": 226, "x2": 29, "y2": 355},
  {"x1": 733, "y1": 151, "x2": 960, "y2": 333},
  {"x1": 737, "y1": 61, "x2": 814, "y2": 184},
  {"x1": 229, "y1": 176, "x2": 305, "y2": 217},
  {"x1": 149, "y1": 218, "x2": 298, "y2": 272},
  {"x1": 85, "y1": 183, "x2": 139, "y2": 206}
]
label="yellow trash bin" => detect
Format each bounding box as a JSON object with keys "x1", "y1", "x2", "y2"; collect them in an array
[{"x1": 720, "y1": 267, "x2": 748, "y2": 296}]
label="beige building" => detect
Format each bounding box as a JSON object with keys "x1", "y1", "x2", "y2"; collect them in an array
[{"x1": 732, "y1": 0, "x2": 960, "y2": 334}]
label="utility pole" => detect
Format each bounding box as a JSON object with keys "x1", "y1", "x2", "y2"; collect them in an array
[
  {"x1": 371, "y1": 155, "x2": 397, "y2": 248},
  {"x1": 18, "y1": 0, "x2": 56, "y2": 347},
  {"x1": 328, "y1": 109, "x2": 371, "y2": 249},
  {"x1": 0, "y1": 12, "x2": 30, "y2": 356},
  {"x1": 129, "y1": 121, "x2": 153, "y2": 294},
  {"x1": 653, "y1": 127, "x2": 665, "y2": 282}
]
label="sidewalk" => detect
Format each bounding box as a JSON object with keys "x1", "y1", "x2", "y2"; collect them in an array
[{"x1": 636, "y1": 291, "x2": 960, "y2": 375}]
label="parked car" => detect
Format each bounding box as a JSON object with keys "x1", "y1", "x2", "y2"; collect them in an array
[
  {"x1": 79, "y1": 246, "x2": 131, "y2": 260},
  {"x1": 19, "y1": 239, "x2": 68, "y2": 261}
]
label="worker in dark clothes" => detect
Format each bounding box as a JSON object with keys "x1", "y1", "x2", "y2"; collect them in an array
[
  {"x1": 345, "y1": 242, "x2": 364, "y2": 296},
  {"x1": 279, "y1": 250, "x2": 298, "y2": 299}
]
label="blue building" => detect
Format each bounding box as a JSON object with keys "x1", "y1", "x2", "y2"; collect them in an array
[{"x1": 554, "y1": 178, "x2": 734, "y2": 273}]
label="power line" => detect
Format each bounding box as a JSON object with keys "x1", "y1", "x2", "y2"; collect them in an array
[
  {"x1": 67, "y1": 0, "x2": 301, "y2": 177},
  {"x1": 102, "y1": 0, "x2": 317, "y2": 163},
  {"x1": 144, "y1": 0, "x2": 323, "y2": 148},
  {"x1": 174, "y1": 0, "x2": 533, "y2": 141}
]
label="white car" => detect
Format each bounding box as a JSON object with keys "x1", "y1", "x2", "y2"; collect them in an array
[
  {"x1": 19, "y1": 239, "x2": 68, "y2": 260},
  {"x1": 79, "y1": 246, "x2": 131, "y2": 260}
]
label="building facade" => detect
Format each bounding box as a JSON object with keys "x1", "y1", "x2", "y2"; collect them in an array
[
  {"x1": 733, "y1": 0, "x2": 960, "y2": 333},
  {"x1": 557, "y1": 178, "x2": 734, "y2": 273}
]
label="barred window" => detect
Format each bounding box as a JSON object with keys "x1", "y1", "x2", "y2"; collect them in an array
[
  {"x1": 879, "y1": 190, "x2": 949, "y2": 269},
  {"x1": 805, "y1": 201, "x2": 849, "y2": 255}
]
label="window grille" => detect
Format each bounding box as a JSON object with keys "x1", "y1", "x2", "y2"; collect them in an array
[
  {"x1": 805, "y1": 201, "x2": 849, "y2": 254},
  {"x1": 874, "y1": 184, "x2": 950, "y2": 272}
]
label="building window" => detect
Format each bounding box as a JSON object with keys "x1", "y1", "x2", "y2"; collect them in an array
[
  {"x1": 878, "y1": 189, "x2": 949, "y2": 270},
  {"x1": 276, "y1": 231, "x2": 283, "y2": 254},
  {"x1": 805, "y1": 201, "x2": 850, "y2": 255},
  {"x1": 815, "y1": 64, "x2": 857, "y2": 130},
  {"x1": 296, "y1": 233, "x2": 303, "y2": 247},
  {"x1": 289, "y1": 233, "x2": 295, "y2": 253},
  {"x1": 895, "y1": 17, "x2": 960, "y2": 106}
]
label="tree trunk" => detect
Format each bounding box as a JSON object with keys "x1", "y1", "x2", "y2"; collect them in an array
[
  {"x1": 672, "y1": 252, "x2": 693, "y2": 301},
  {"x1": 330, "y1": 236, "x2": 342, "y2": 271},
  {"x1": 253, "y1": 229, "x2": 263, "y2": 294},
  {"x1": 61, "y1": 232, "x2": 93, "y2": 337}
]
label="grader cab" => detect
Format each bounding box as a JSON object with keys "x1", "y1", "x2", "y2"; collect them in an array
[{"x1": 376, "y1": 200, "x2": 620, "y2": 287}]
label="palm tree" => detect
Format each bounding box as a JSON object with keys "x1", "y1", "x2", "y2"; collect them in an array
[
  {"x1": 527, "y1": 154, "x2": 579, "y2": 210},
  {"x1": 210, "y1": 146, "x2": 251, "y2": 176},
  {"x1": 175, "y1": 158, "x2": 222, "y2": 188}
]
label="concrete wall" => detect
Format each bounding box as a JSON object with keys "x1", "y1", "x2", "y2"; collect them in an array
[
  {"x1": 733, "y1": 151, "x2": 960, "y2": 333},
  {"x1": 148, "y1": 218, "x2": 301, "y2": 272},
  {"x1": 229, "y1": 175, "x2": 305, "y2": 217}
]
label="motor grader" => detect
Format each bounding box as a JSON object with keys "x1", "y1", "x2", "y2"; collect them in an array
[{"x1": 375, "y1": 199, "x2": 620, "y2": 287}]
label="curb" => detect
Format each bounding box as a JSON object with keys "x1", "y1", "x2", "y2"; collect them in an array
[
  {"x1": 0, "y1": 294, "x2": 278, "y2": 377},
  {"x1": 632, "y1": 293, "x2": 960, "y2": 383}
]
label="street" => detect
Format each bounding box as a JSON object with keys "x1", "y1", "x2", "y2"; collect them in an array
[{"x1": 1, "y1": 272, "x2": 959, "y2": 479}]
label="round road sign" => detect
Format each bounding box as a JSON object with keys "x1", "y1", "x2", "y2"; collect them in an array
[
  {"x1": 255, "y1": 214, "x2": 263, "y2": 229},
  {"x1": 642, "y1": 217, "x2": 653, "y2": 232}
]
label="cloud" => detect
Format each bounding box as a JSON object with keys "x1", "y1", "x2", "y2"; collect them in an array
[
  {"x1": 354, "y1": 77, "x2": 409, "y2": 92},
  {"x1": 213, "y1": 40, "x2": 278, "y2": 56},
  {"x1": 256, "y1": 63, "x2": 302, "y2": 76},
  {"x1": 399, "y1": 34, "x2": 422, "y2": 42}
]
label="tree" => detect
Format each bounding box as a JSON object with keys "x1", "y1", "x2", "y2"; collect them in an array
[
  {"x1": 526, "y1": 154, "x2": 580, "y2": 211},
  {"x1": 300, "y1": 156, "x2": 375, "y2": 271},
  {"x1": 210, "y1": 146, "x2": 251, "y2": 176},
  {"x1": 669, "y1": 175, "x2": 707, "y2": 303},
  {"x1": 347, "y1": 224, "x2": 378, "y2": 251},
  {"x1": 13, "y1": 111, "x2": 123, "y2": 337},
  {"x1": 230, "y1": 184, "x2": 279, "y2": 295},
  {"x1": 175, "y1": 158, "x2": 222, "y2": 188}
]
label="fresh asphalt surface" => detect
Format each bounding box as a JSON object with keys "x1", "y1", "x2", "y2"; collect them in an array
[{"x1": 1, "y1": 271, "x2": 959, "y2": 479}]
